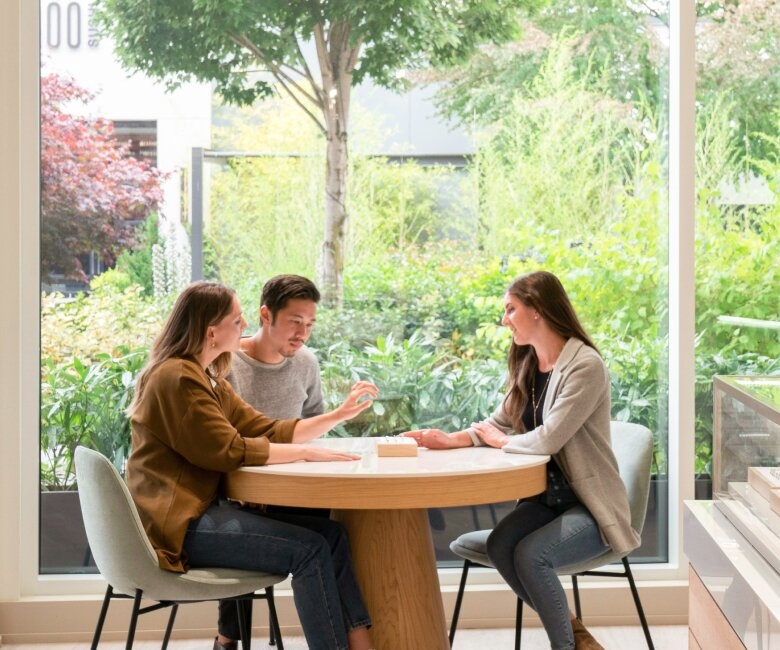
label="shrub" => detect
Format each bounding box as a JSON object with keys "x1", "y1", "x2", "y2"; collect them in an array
[
  {"x1": 40, "y1": 347, "x2": 146, "y2": 490},
  {"x1": 41, "y1": 284, "x2": 165, "y2": 364}
]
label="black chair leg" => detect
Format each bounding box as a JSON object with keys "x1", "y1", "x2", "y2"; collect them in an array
[
  {"x1": 572, "y1": 574, "x2": 582, "y2": 620},
  {"x1": 449, "y1": 560, "x2": 472, "y2": 645},
  {"x1": 622, "y1": 558, "x2": 654, "y2": 650},
  {"x1": 514, "y1": 597, "x2": 523, "y2": 650},
  {"x1": 126, "y1": 590, "x2": 143, "y2": 650},
  {"x1": 266, "y1": 587, "x2": 284, "y2": 649},
  {"x1": 90, "y1": 585, "x2": 113, "y2": 650},
  {"x1": 161, "y1": 603, "x2": 178, "y2": 650},
  {"x1": 237, "y1": 597, "x2": 253, "y2": 650}
]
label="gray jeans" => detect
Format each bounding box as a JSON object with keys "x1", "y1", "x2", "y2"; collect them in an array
[{"x1": 486, "y1": 500, "x2": 609, "y2": 650}]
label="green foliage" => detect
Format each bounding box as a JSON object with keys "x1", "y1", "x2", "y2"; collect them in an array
[
  {"x1": 206, "y1": 99, "x2": 325, "y2": 307},
  {"x1": 40, "y1": 348, "x2": 146, "y2": 490},
  {"x1": 348, "y1": 158, "x2": 477, "y2": 259},
  {"x1": 94, "y1": 0, "x2": 530, "y2": 99},
  {"x1": 94, "y1": 0, "x2": 535, "y2": 305},
  {"x1": 474, "y1": 37, "x2": 649, "y2": 245},
  {"x1": 114, "y1": 213, "x2": 161, "y2": 295},
  {"x1": 41, "y1": 285, "x2": 166, "y2": 364},
  {"x1": 207, "y1": 97, "x2": 477, "y2": 311},
  {"x1": 697, "y1": 0, "x2": 780, "y2": 166},
  {"x1": 317, "y1": 332, "x2": 505, "y2": 437},
  {"x1": 433, "y1": 3, "x2": 664, "y2": 129},
  {"x1": 40, "y1": 20, "x2": 779, "y2": 488}
]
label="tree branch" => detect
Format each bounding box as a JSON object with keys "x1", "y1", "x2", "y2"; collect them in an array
[
  {"x1": 227, "y1": 32, "x2": 327, "y2": 134},
  {"x1": 295, "y1": 37, "x2": 324, "y2": 105},
  {"x1": 273, "y1": 75, "x2": 327, "y2": 134}
]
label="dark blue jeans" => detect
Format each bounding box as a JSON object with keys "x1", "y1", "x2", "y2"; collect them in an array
[
  {"x1": 182, "y1": 500, "x2": 371, "y2": 650},
  {"x1": 486, "y1": 501, "x2": 609, "y2": 650}
]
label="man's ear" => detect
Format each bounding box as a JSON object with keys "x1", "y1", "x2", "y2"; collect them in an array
[{"x1": 259, "y1": 305, "x2": 272, "y2": 327}]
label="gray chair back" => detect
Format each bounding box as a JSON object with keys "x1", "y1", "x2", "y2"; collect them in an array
[
  {"x1": 76, "y1": 445, "x2": 287, "y2": 604},
  {"x1": 610, "y1": 421, "x2": 654, "y2": 537},
  {"x1": 75, "y1": 445, "x2": 163, "y2": 597}
]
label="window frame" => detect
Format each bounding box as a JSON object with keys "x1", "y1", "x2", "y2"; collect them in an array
[{"x1": 6, "y1": 0, "x2": 697, "y2": 600}]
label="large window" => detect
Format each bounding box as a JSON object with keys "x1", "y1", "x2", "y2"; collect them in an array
[
  {"x1": 693, "y1": 2, "x2": 780, "y2": 500},
  {"x1": 38, "y1": 1, "x2": 677, "y2": 574}
]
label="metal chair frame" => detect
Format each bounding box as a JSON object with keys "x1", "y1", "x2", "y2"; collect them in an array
[
  {"x1": 88, "y1": 584, "x2": 283, "y2": 650},
  {"x1": 449, "y1": 556, "x2": 654, "y2": 650}
]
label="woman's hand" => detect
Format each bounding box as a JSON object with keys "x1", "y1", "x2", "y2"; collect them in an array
[
  {"x1": 267, "y1": 442, "x2": 360, "y2": 464},
  {"x1": 302, "y1": 446, "x2": 361, "y2": 462},
  {"x1": 470, "y1": 422, "x2": 511, "y2": 448},
  {"x1": 401, "y1": 429, "x2": 469, "y2": 449},
  {"x1": 333, "y1": 381, "x2": 379, "y2": 421}
]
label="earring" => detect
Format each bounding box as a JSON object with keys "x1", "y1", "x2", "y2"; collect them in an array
[{"x1": 211, "y1": 341, "x2": 216, "y2": 348}]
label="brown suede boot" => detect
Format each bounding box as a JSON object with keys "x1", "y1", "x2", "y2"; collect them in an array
[{"x1": 571, "y1": 618, "x2": 605, "y2": 650}]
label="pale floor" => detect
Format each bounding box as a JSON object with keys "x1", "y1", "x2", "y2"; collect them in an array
[{"x1": 1, "y1": 625, "x2": 688, "y2": 649}]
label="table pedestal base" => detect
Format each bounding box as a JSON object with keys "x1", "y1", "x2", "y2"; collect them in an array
[{"x1": 334, "y1": 508, "x2": 450, "y2": 650}]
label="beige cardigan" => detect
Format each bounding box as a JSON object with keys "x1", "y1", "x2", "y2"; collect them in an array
[{"x1": 468, "y1": 338, "x2": 640, "y2": 556}]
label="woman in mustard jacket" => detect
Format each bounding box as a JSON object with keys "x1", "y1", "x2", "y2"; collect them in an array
[{"x1": 127, "y1": 281, "x2": 375, "y2": 650}]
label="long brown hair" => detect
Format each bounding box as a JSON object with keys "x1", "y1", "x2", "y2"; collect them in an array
[
  {"x1": 129, "y1": 281, "x2": 237, "y2": 415},
  {"x1": 503, "y1": 271, "x2": 599, "y2": 431}
]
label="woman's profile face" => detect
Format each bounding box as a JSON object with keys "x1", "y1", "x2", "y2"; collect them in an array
[
  {"x1": 208, "y1": 295, "x2": 247, "y2": 355},
  {"x1": 501, "y1": 292, "x2": 538, "y2": 345}
]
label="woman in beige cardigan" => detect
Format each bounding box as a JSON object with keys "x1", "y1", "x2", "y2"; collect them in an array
[{"x1": 404, "y1": 271, "x2": 639, "y2": 650}]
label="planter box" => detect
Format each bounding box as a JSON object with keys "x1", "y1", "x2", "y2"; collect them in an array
[{"x1": 40, "y1": 490, "x2": 97, "y2": 574}]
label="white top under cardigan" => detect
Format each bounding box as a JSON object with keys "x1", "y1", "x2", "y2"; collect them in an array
[{"x1": 467, "y1": 338, "x2": 641, "y2": 556}]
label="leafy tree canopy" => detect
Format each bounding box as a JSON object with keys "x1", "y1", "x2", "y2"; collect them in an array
[
  {"x1": 697, "y1": 0, "x2": 780, "y2": 162},
  {"x1": 94, "y1": 0, "x2": 541, "y2": 305},
  {"x1": 41, "y1": 73, "x2": 164, "y2": 281},
  {"x1": 94, "y1": 0, "x2": 537, "y2": 110},
  {"x1": 432, "y1": 0, "x2": 780, "y2": 165},
  {"x1": 427, "y1": 1, "x2": 665, "y2": 128}
]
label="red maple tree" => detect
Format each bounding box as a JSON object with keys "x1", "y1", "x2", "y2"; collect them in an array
[{"x1": 40, "y1": 72, "x2": 164, "y2": 282}]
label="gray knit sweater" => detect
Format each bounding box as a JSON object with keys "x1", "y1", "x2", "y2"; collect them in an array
[{"x1": 227, "y1": 346, "x2": 325, "y2": 419}]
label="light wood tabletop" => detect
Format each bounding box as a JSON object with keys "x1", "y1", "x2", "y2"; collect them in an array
[{"x1": 225, "y1": 437, "x2": 549, "y2": 650}]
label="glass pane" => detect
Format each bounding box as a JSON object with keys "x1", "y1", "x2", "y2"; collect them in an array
[
  {"x1": 694, "y1": 2, "x2": 780, "y2": 501},
  {"x1": 39, "y1": 0, "x2": 671, "y2": 573},
  {"x1": 38, "y1": 0, "x2": 192, "y2": 573}
]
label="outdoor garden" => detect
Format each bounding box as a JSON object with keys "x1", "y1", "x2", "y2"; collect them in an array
[{"x1": 40, "y1": 2, "x2": 779, "y2": 569}]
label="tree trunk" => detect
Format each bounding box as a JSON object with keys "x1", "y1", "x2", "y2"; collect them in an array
[
  {"x1": 313, "y1": 22, "x2": 359, "y2": 308},
  {"x1": 321, "y1": 129, "x2": 348, "y2": 307}
]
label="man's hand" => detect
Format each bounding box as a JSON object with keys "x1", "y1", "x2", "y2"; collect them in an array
[{"x1": 335, "y1": 381, "x2": 379, "y2": 421}]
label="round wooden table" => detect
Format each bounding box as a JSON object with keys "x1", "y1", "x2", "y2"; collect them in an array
[{"x1": 225, "y1": 437, "x2": 548, "y2": 650}]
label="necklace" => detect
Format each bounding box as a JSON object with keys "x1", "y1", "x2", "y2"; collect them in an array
[{"x1": 531, "y1": 370, "x2": 552, "y2": 429}]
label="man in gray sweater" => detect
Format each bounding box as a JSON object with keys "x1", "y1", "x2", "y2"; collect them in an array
[{"x1": 228, "y1": 274, "x2": 324, "y2": 420}]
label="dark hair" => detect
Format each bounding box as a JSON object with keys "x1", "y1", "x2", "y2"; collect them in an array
[
  {"x1": 129, "y1": 281, "x2": 236, "y2": 414},
  {"x1": 260, "y1": 274, "x2": 320, "y2": 325},
  {"x1": 503, "y1": 271, "x2": 599, "y2": 431}
]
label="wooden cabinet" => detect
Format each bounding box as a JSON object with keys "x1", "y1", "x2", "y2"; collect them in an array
[{"x1": 688, "y1": 566, "x2": 745, "y2": 650}]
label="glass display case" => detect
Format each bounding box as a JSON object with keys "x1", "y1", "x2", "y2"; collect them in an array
[{"x1": 712, "y1": 375, "x2": 780, "y2": 574}]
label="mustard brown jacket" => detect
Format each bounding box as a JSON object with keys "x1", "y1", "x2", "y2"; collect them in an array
[{"x1": 127, "y1": 357, "x2": 297, "y2": 572}]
